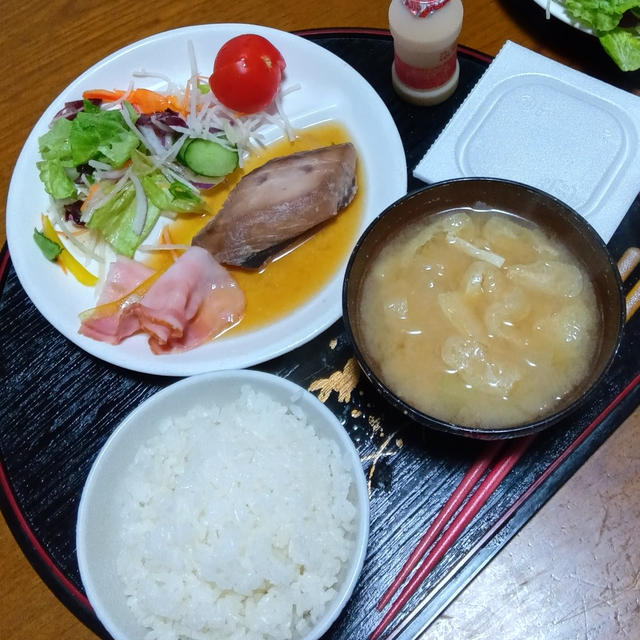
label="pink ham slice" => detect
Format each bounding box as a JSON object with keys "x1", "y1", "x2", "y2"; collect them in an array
[
  {"x1": 79, "y1": 247, "x2": 245, "y2": 354},
  {"x1": 139, "y1": 247, "x2": 245, "y2": 354},
  {"x1": 78, "y1": 256, "x2": 154, "y2": 345}
]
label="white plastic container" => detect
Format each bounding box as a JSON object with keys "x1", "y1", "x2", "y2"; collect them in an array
[{"x1": 388, "y1": 0, "x2": 463, "y2": 105}]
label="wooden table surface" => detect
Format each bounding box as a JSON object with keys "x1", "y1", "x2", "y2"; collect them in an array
[{"x1": 1, "y1": 1, "x2": 639, "y2": 639}]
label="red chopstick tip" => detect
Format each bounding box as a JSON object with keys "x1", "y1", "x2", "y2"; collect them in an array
[
  {"x1": 369, "y1": 612, "x2": 393, "y2": 640},
  {"x1": 375, "y1": 440, "x2": 504, "y2": 613},
  {"x1": 369, "y1": 436, "x2": 534, "y2": 639}
]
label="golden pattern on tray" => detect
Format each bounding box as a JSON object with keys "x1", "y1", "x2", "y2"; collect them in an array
[
  {"x1": 308, "y1": 357, "x2": 361, "y2": 403},
  {"x1": 308, "y1": 343, "x2": 405, "y2": 494},
  {"x1": 362, "y1": 431, "x2": 400, "y2": 496}
]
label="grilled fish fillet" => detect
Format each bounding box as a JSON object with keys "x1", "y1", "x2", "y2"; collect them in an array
[{"x1": 192, "y1": 143, "x2": 358, "y2": 268}]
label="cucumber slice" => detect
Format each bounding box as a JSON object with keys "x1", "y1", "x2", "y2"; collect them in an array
[
  {"x1": 176, "y1": 138, "x2": 193, "y2": 164},
  {"x1": 180, "y1": 139, "x2": 238, "y2": 177}
]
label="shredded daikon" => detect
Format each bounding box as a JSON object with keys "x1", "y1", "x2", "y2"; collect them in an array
[
  {"x1": 49, "y1": 205, "x2": 106, "y2": 264},
  {"x1": 132, "y1": 70, "x2": 181, "y2": 95},
  {"x1": 80, "y1": 170, "x2": 132, "y2": 223},
  {"x1": 138, "y1": 243, "x2": 191, "y2": 252},
  {"x1": 120, "y1": 105, "x2": 151, "y2": 147},
  {"x1": 104, "y1": 79, "x2": 135, "y2": 109},
  {"x1": 88, "y1": 159, "x2": 113, "y2": 171},
  {"x1": 154, "y1": 132, "x2": 190, "y2": 165},
  {"x1": 129, "y1": 173, "x2": 148, "y2": 235}
]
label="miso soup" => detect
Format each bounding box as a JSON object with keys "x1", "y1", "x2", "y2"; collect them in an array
[{"x1": 358, "y1": 209, "x2": 600, "y2": 429}]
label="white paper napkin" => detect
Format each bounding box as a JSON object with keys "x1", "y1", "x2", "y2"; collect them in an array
[{"x1": 413, "y1": 40, "x2": 640, "y2": 242}]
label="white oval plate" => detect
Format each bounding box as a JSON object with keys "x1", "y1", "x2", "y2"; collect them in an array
[{"x1": 6, "y1": 24, "x2": 407, "y2": 376}]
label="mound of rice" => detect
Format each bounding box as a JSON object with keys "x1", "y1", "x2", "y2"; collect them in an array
[{"x1": 116, "y1": 385, "x2": 357, "y2": 640}]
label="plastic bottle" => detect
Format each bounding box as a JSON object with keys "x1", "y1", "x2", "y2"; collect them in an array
[{"x1": 388, "y1": 0, "x2": 464, "y2": 106}]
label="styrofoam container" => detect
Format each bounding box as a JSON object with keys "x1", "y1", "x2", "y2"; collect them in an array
[{"x1": 414, "y1": 40, "x2": 640, "y2": 242}]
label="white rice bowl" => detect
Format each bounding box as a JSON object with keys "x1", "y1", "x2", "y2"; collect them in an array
[{"x1": 76, "y1": 370, "x2": 369, "y2": 640}]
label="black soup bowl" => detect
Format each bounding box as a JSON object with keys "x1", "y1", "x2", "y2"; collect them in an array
[{"x1": 342, "y1": 178, "x2": 625, "y2": 439}]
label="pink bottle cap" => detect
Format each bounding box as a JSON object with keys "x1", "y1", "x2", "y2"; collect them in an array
[{"x1": 402, "y1": 0, "x2": 451, "y2": 17}]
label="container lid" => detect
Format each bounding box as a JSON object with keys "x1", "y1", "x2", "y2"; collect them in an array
[
  {"x1": 413, "y1": 41, "x2": 640, "y2": 242},
  {"x1": 402, "y1": 0, "x2": 452, "y2": 17}
]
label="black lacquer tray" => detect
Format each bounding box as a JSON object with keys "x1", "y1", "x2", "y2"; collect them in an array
[{"x1": 1, "y1": 30, "x2": 639, "y2": 640}]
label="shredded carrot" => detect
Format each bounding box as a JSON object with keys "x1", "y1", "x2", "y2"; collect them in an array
[
  {"x1": 80, "y1": 182, "x2": 101, "y2": 213},
  {"x1": 82, "y1": 88, "x2": 186, "y2": 115},
  {"x1": 82, "y1": 89, "x2": 125, "y2": 102},
  {"x1": 41, "y1": 215, "x2": 99, "y2": 287}
]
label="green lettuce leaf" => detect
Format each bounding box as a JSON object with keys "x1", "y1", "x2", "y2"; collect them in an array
[
  {"x1": 37, "y1": 117, "x2": 78, "y2": 198},
  {"x1": 141, "y1": 173, "x2": 204, "y2": 213},
  {"x1": 38, "y1": 117, "x2": 73, "y2": 162},
  {"x1": 69, "y1": 109, "x2": 139, "y2": 167},
  {"x1": 81, "y1": 98, "x2": 102, "y2": 114},
  {"x1": 36, "y1": 159, "x2": 77, "y2": 199},
  {"x1": 86, "y1": 182, "x2": 159, "y2": 257},
  {"x1": 37, "y1": 103, "x2": 140, "y2": 200},
  {"x1": 130, "y1": 149, "x2": 203, "y2": 213},
  {"x1": 600, "y1": 26, "x2": 640, "y2": 70},
  {"x1": 129, "y1": 146, "x2": 156, "y2": 176},
  {"x1": 564, "y1": 0, "x2": 640, "y2": 70},
  {"x1": 565, "y1": 0, "x2": 639, "y2": 31}
]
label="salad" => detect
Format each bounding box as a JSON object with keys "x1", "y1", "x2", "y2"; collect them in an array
[
  {"x1": 32, "y1": 34, "x2": 292, "y2": 284},
  {"x1": 557, "y1": 0, "x2": 640, "y2": 71}
]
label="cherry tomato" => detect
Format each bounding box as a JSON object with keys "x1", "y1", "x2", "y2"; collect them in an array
[{"x1": 209, "y1": 34, "x2": 286, "y2": 114}]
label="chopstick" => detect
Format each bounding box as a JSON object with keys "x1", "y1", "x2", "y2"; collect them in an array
[
  {"x1": 369, "y1": 434, "x2": 535, "y2": 640},
  {"x1": 618, "y1": 247, "x2": 640, "y2": 320},
  {"x1": 376, "y1": 439, "x2": 505, "y2": 611},
  {"x1": 617, "y1": 246, "x2": 640, "y2": 281}
]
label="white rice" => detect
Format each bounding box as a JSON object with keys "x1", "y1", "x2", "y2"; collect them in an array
[{"x1": 116, "y1": 385, "x2": 357, "y2": 640}]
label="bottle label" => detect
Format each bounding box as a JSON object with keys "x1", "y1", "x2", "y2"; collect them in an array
[{"x1": 394, "y1": 44, "x2": 457, "y2": 90}]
